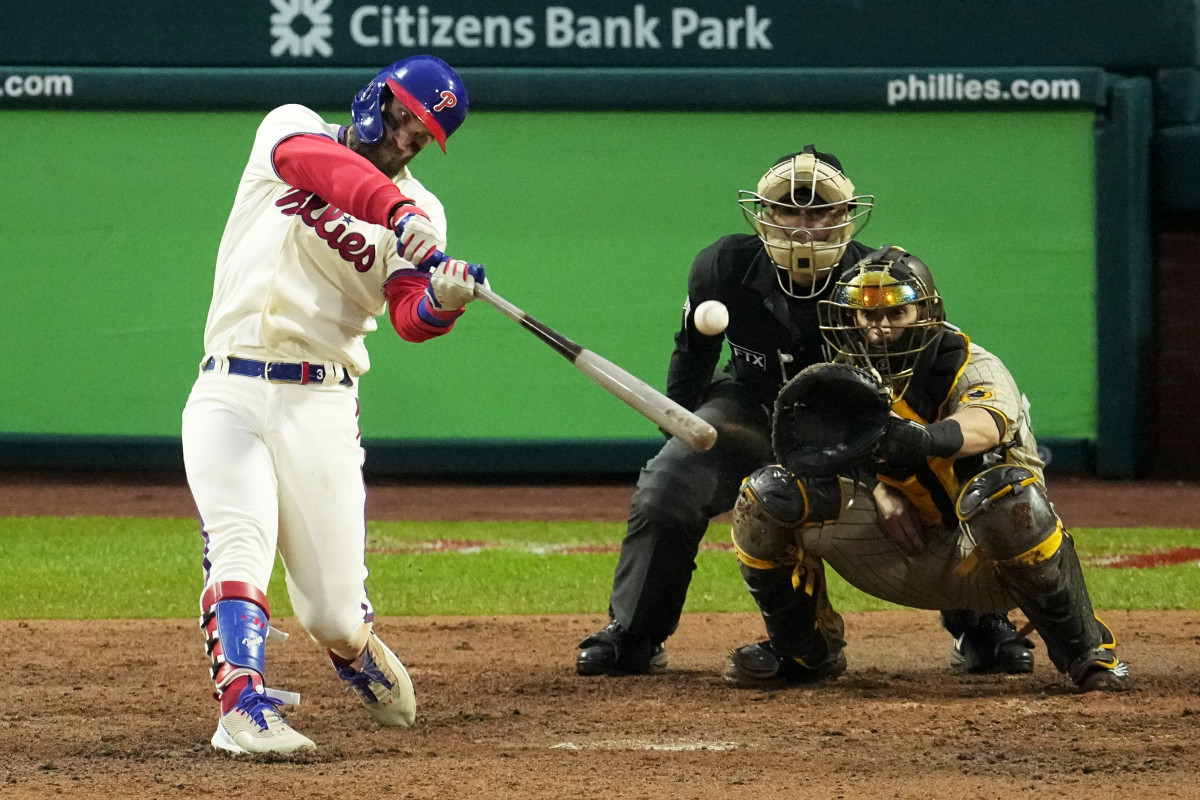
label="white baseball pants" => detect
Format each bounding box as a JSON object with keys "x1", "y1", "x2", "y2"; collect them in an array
[{"x1": 182, "y1": 369, "x2": 374, "y2": 660}]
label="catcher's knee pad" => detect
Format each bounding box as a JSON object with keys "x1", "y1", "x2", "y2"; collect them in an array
[
  {"x1": 732, "y1": 466, "x2": 842, "y2": 565},
  {"x1": 200, "y1": 581, "x2": 271, "y2": 691},
  {"x1": 956, "y1": 465, "x2": 1060, "y2": 562}
]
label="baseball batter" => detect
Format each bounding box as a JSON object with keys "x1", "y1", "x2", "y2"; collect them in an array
[
  {"x1": 181, "y1": 55, "x2": 485, "y2": 755},
  {"x1": 726, "y1": 246, "x2": 1131, "y2": 692}
]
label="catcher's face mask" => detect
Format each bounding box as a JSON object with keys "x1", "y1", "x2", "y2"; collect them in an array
[
  {"x1": 818, "y1": 246, "x2": 943, "y2": 400},
  {"x1": 738, "y1": 149, "x2": 874, "y2": 299}
]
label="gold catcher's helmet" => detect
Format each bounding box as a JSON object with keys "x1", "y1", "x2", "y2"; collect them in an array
[
  {"x1": 818, "y1": 245, "x2": 944, "y2": 401},
  {"x1": 739, "y1": 145, "x2": 874, "y2": 298}
]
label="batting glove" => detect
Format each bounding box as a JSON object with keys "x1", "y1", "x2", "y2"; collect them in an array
[
  {"x1": 426, "y1": 259, "x2": 487, "y2": 312},
  {"x1": 392, "y1": 204, "x2": 446, "y2": 268}
]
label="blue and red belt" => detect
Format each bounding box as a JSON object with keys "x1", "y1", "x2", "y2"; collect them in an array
[{"x1": 202, "y1": 356, "x2": 353, "y2": 387}]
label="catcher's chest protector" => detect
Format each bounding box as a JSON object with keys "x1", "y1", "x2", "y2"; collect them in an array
[
  {"x1": 874, "y1": 332, "x2": 977, "y2": 528},
  {"x1": 902, "y1": 331, "x2": 969, "y2": 423}
]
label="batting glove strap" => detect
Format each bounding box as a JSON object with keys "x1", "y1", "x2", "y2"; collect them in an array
[
  {"x1": 417, "y1": 292, "x2": 462, "y2": 326},
  {"x1": 389, "y1": 201, "x2": 428, "y2": 222},
  {"x1": 428, "y1": 259, "x2": 484, "y2": 311},
  {"x1": 392, "y1": 208, "x2": 445, "y2": 267}
]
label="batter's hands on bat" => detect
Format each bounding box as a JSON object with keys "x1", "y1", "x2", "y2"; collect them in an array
[
  {"x1": 872, "y1": 481, "x2": 925, "y2": 554},
  {"x1": 392, "y1": 204, "x2": 446, "y2": 267},
  {"x1": 427, "y1": 259, "x2": 487, "y2": 311}
]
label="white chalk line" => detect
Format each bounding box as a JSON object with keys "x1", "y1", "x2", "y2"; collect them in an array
[{"x1": 550, "y1": 739, "x2": 742, "y2": 752}]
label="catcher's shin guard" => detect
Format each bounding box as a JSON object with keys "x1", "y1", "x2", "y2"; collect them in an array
[
  {"x1": 731, "y1": 466, "x2": 841, "y2": 564},
  {"x1": 992, "y1": 532, "x2": 1103, "y2": 669},
  {"x1": 735, "y1": 555, "x2": 846, "y2": 669},
  {"x1": 957, "y1": 467, "x2": 1112, "y2": 680}
]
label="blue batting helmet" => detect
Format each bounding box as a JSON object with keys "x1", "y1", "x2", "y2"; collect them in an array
[{"x1": 351, "y1": 55, "x2": 468, "y2": 152}]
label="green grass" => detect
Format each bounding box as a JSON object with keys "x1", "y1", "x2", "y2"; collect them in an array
[{"x1": 0, "y1": 517, "x2": 1196, "y2": 619}]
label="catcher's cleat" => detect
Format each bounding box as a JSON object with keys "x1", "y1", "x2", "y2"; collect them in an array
[
  {"x1": 1072, "y1": 655, "x2": 1133, "y2": 692},
  {"x1": 576, "y1": 621, "x2": 667, "y2": 676},
  {"x1": 949, "y1": 614, "x2": 1035, "y2": 675},
  {"x1": 211, "y1": 684, "x2": 315, "y2": 756},
  {"x1": 333, "y1": 631, "x2": 417, "y2": 726},
  {"x1": 1068, "y1": 624, "x2": 1132, "y2": 692},
  {"x1": 723, "y1": 640, "x2": 846, "y2": 689}
]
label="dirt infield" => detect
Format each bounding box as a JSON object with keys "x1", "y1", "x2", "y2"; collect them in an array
[{"x1": 2, "y1": 472, "x2": 1200, "y2": 799}]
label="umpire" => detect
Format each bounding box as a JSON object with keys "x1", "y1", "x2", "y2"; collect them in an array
[{"x1": 576, "y1": 146, "x2": 874, "y2": 675}]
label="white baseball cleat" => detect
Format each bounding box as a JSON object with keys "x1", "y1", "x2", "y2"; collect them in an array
[
  {"x1": 211, "y1": 684, "x2": 315, "y2": 756},
  {"x1": 334, "y1": 630, "x2": 417, "y2": 726}
]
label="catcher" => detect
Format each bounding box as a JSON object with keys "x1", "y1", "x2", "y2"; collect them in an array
[{"x1": 725, "y1": 245, "x2": 1131, "y2": 692}]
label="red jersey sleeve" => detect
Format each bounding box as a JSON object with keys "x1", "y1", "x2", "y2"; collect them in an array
[
  {"x1": 384, "y1": 273, "x2": 464, "y2": 343},
  {"x1": 272, "y1": 133, "x2": 419, "y2": 226}
]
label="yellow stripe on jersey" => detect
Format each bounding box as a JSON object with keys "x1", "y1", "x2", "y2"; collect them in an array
[{"x1": 938, "y1": 331, "x2": 973, "y2": 416}]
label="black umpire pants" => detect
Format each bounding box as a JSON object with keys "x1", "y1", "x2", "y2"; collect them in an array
[{"x1": 608, "y1": 375, "x2": 774, "y2": 644}]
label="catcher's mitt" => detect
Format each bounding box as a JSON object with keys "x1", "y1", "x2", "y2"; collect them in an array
[{"x1": 772, "y1": 362, "x2": 892, "y2": 478}]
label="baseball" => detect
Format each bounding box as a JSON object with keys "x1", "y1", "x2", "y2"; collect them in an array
[{"x1": 693, "y1": 300, "x2": 729, "y2": 336}]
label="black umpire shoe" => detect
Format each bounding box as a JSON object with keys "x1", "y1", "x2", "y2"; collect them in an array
[
  {"x1": 950, "y1": 613, "x2": 1036, "y2": 674},
  {"x1": 576, "y1": 621, "x2": 667, "y2": 676},
  {"x1": 723, "y1": 640, "x2": 847, "y2": 689}
]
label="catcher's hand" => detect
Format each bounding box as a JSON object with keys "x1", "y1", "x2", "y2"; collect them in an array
[{"x1": 771, "y1": 362, "x2": 892, "y2": 478}]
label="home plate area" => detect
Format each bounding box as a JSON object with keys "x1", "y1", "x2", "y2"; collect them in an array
[{"x1": 2, "y1": 609, "x2": 1198, "y2": 800}]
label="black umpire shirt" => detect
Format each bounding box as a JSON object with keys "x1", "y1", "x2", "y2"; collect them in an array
[{"x1": 666, "y1": 233, "x2": 875, "y2": 413}]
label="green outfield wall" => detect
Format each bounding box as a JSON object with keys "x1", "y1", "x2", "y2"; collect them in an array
[{"x1": 0, "y1": 108, "x2": 1096, "y2": 470}]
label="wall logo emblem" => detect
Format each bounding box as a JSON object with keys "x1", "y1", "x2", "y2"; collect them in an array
[{"x1": 270, "y1": 0, "x2": 334, "y2": 58}]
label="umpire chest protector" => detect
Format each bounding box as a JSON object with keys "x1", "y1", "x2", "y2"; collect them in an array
[{"x1": 671, "y1": 235, "x2": 874, "y2": 410}]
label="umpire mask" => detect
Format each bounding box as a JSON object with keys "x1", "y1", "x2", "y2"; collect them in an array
[
  {"x1": 739, "y1": 146, "x2": 874, "y2": 299},
  {"x1": 817, "y1": 246, "x2": 944, "y2": 401}
]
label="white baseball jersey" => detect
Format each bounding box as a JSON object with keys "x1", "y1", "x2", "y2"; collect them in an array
[{"x1": 202, "y1": 103, "x2": 446, "y2": 376}]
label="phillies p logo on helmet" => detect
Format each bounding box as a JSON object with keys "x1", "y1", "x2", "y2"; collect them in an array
[{"x1": 351, "y1": 55, "x2": 470, "y2": 153}]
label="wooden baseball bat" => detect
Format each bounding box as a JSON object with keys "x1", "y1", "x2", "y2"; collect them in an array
[{"x1": 474, "y1": 285, "x2": 717, "y2": 452}]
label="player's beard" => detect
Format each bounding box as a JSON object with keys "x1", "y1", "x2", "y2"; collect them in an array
[{"x1": 346, "y1": 129, "x2": 416, "y2": 179}]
